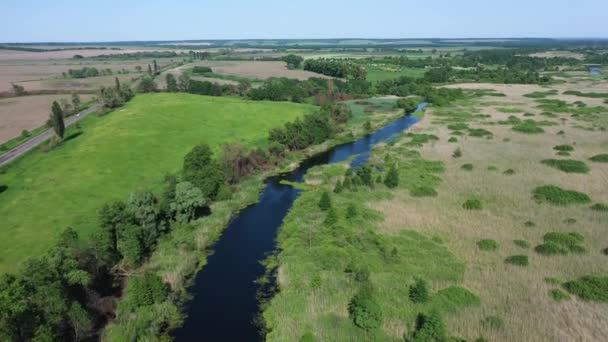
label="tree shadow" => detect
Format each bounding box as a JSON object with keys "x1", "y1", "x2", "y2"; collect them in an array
[
  {"x1": 62, "y1": 131, "x2": 83, "y2": 143},
  {"x1": 194, "y1": 205, "x2": 211, "y2": 219},
  {"x1": 0, "y1": 185, "x2": 7, "y2": 194}
]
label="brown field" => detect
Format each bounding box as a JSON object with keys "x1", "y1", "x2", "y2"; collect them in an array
[
  {"x1": 0, "y1": 48, "x2": 177, "y2": 61},
  {"x1": 0, "y1": 94, "x2": 94, "y2": 143},
  {"x1": 529, "y1": 51, "x2": 586, "y2": 60},
  {"x1": 192, "y1": 60, "x2": 331, "y2": 80},
  {"x1": 370, "y1": 79, "x2": 608, "y2": 341}
]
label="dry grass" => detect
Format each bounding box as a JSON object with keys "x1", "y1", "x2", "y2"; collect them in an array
[
  {"x1": 189, "y1": 61, "x2": 332, "y2": 80},
  {"x1": 528, "y1": 51, "x2": 585, "y2": 60},
  {"x1": 371, "y1": 81, "x2": 608, "y2": 341},
  {"x1": 0, "y1": 94, "x2": 94, "y2": 143}
]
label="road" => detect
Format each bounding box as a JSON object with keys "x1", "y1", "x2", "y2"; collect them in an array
[{"x1": 0, "y1": 103, "x2": 102, "y2": 167}]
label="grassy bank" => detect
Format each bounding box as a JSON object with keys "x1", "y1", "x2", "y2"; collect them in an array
[{"x1": 0, "y1": 93, "x2": 313, "y2": 273}]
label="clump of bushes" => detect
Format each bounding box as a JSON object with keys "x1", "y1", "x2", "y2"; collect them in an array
[
  {"x1": 452, "y1": 148, "x2": 462, "y2": 158},
  {"x1": 503, "y1": 169, "x2": 516, "y2": 175},
  {"x1": 487, "y1": 165, "x2": 498, "y2": 171},
  {"x1": 448, "y1": 137, "x2": 458, "y2": 143},
  {"x1": 447, "y1": 123, "x2": 469, "y2": 131},
  {"x1": 407, "y1": 311, "x2": 450, "y2": 342},
  {"x1": 563, "y1": 276, "x2": 608, "y2": 302},
  {"x1": 477, "y1": 239, "x2": 499, "y2": 251},
  {"x1": 468, "y1": 128, "x2": 493, "y2": 138},
  {"x1": 524, "y1": 221, "x2": 535, "y2": 227},
  {"x1": 410, "y1": 186, "x2": 438, "y2": 197},
  {"x1": 533, "y1": 185, "x2": 591, "y2": 205},
  {"x1": 463, "y1": 198, "x2": 483, "y2": 210},
  {"x1": 549, "y1": 289, "x2": 570, "y2": 302},
  {"x1": 349, "y1": 286, "x2": 383, "y2": 331},
  {"x1": 512, "y1": 120, "x2": 545, "y2": 134},
  {"x1": 553, "y1": 144, "x2": 574, "y2": 152},
  {"x1": 409, "y1": 278, "x2": 430, "y2": 303},
  {"x1": 535, "y1": 232, "x2": 586, "y2": 255},
  {"x1": 591, "y1": 203, "x2": 608, "y2": 212},
  {"x1": 589, "y1": 154, "x2": 608, "y2": 163},
  {"x1": 556, "y1": 151, "x2": 571, "y2": 156},
  {"x1": 563, "y1": 218, "x2": 577, "y2": 225},
  {"x1": 505, "y1": 255, "x2": 529, "y2": 266},
  {"x1": 461, "y1": 163, "x2": 474, "y2": 171},
  {"x1": 514, "y1": 240, "x2": 530, "y2": 249},
  {"x1": 541, "y1": 159, "x2": 590, "y2": 173}
]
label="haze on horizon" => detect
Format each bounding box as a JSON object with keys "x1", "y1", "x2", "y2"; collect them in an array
[{"x1": 2, "y1": 0, "x2": 608, "y2": 43}]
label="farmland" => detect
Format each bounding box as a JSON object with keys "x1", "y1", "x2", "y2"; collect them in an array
[{"x1": 0, "y1": 93, "x2": 312, "y2": 273}]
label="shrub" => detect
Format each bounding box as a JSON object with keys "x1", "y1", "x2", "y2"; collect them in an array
[
  {"x1": 556, "y1": 151, "x2": 570, "y2": 156},
  {"x1": 591, "y1": 203, "x2": 608, "y2": 212},
  {"x1": 324, "y1": 207, "x2": 338, "y2": 226},
  {"x1": 563, "y1": 218, "x2": 577, "y2": 225},
  {"x1": 477, "y1": 239, "x2": 499, "y2": 251},
  {"x1": 461, "y1": 163, "x2": 474, "y2": 171},
  {"x1": 300, "y1": 332, "x2": 316, "y2": 342},
  {"x1": 346, "y1": 203, "x2": 358, "y2": 219},
  {"x1": 553, "y1": 144, "x2": 574, "y2": 152},
  {"x1": 409, "y1": 278, "x2": 430, "y2": 303},
  {"x1": 481, "y1": 316, "x2": 504, "y2": 330},
  {"x1": 448, "y1": 137, "x2": 458, "y2": 143},
  {"x1": 563, "y1": 276, "x2": 608, "y2": 302},
  {"x1": 524, "y1": 220, "x2": 535, "y2": 227},
  {"x1": 514, "y1": 240, "x2": 530, "y2": 249},
  {"x1": 452, "y1": 148, "x2": 462, "y2": 158},
  {"x1": 512, "y1": 120, "x2": 545, "y2": 134},
  {"x1": 318, "y1": 192, "x2": 332, "y2": 211},
  {"x1": 503, "y1": 169, "x2": 516, "y2": 175},
  {"x1": 463, "y1": 199, "x2": 482, "y2": 210},
  {"x1": 384, "y1": 165, "x2": 400, "y2": 188},
  {"x1": 409, "y1": 312, "x2": 449, "y2": 342},
  {"x1": 505, "y1": 255, "x2": 529, "y2": 266},
  {"x1": 487, "y1": 165, "x2": 498, "y2": 171},
  {"x1": 535, "y1": 232, "x2": 586, "y2": 255},
  {"x1": 589, "y1": 154, "x2": 608, "y2": 163},
  {"x1": 533, "y1": 185, "x2": 591, "y2": 205},
  {"x1": 535, "y1": 241, "x2": 568, "y2": 255},
  {"x1": 468, "y1": 128, "x2": 493, "y2": 138},
  {"x1": 410, "y1": 186, "x2": 438, "y2": 197},
  {"x1": 549, "y1": 289, "x2": 570, "y2": 302},
  {"x1": 349, "y1": 290, "x2": 383, "y2": 331},
  {"x1": 447, "y1": 123, "x2": 469, "y2": 130},
  {"x1": 541, "y1": 159, "x2": 590, "y2": 173}
]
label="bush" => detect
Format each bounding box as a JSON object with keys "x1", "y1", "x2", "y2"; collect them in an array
[
  {"x1": 409, "y1": 312, "x2": 449, "y2": 342},
  {"x1": 533, "y1": 185, "x2": 591, "y2": 205},
  {"x1": 589, "y1": 154, "x2": 608, "y2": 163},
  {"x1": 563, "y1": 218, "x2": 577, "y2": 225},
  {"x1": 541, "y1": 159, "x2": 590, "y2": 173},
  {"x1": 556, "y1": 151, "x2": 571, "y2": 156},
  {"x1": 524, "y1": 220, "x2": 535, "y2": 227},
  {"x1": 409, "y1": 278, "x2": 429, "y2": 303},
  {"x1": 452, "y1": 148, "x2": 462, "y2": 158},
  {"x1": 447, "y1": 123, "x2": 469, "y2": 131},
  {"x1": 514, "y1": 240, "x2": 530, "y2": 249},
  {"x1": 468, "y1": 128, "x2": 493, "y2": 138},
  {"x1": 349, "y1": 290, "x2": 383, "y2": 331},
  {"x1": 591, "y1": 203, "x2": 608, "y2": 212},
  {"x1": 512, "y1": 120, "x2": 545, "y2": 134},
  {"x1": 410, "y1": 186, "x2": 438, "y2": 197},
  {"x1": 384, "y1": 165, "x2": 400, "y2": 188},
  {"x1": 563, "y1": 276, "x2": 608, "y2": 302},
  {"x1": 503, "y1": 169, "x2": 516, "y2": 175},
  {"x1": 318, "y1": 192, "x2": 332, "y2": 211},
  {"x1": 477, "y1": 239, "x2": 499, "y2": 251},
  {"x1": 461, "y1": 163, "x2": 473, "y2": 171},
  {"x1": 553, "y1": 144, "x2": 574, "y2": 152},
  {"x1": 463, "y1": 199, "x2": 482, "y2": 210},
  {"x1": 549, "y1": 289, "x2": 570, "y2": 302},
  {"x1": 505, "y1": 255, "x2": 528, "y2": 266},
  {"x1": 448, "y1": 137, "x2": 458, "y2": 143},
  {"x1": 487, "y1": 165, "x2": 498, "y2": 171},
  {"x1": 535, "y1": 232, "x2": 586, "y2": 255},
  {"x1": 481, "y1": 316, "x2": 504, "y2": 330}
]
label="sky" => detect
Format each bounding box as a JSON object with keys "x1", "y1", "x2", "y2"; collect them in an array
[{"x1": 2, "y1": 0, "x2": 607, "y2": 43}]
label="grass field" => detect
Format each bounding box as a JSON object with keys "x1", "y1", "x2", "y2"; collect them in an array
[
  {"x1": 0, "y1": 93, "x2": 313, "y2": 273},
  {"x1": 366, "y1": 66, "x2": 426, "y2": 82}
]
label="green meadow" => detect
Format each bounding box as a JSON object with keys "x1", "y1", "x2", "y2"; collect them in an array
[{"x1": 0, "y1": 93, "x2": 313, "y2": 273}]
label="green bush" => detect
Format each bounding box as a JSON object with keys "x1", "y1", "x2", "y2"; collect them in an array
[
  {"x1": 505, "y1": 255, "x2": 529, "y2": 266},
  {"x1": 452, "y1": 148, "x2": 462, "y2": 158},
  {"x1": 535, "y1": 241, "x2": 568, "y2": 255},
  {"x1": 487, "y1": 165, "x2": 498, "y2": 171},
  {"x1": 318, "y1": 191, "x2": 332, "y2": 211},
  {"x1": 524, "y1": 221, "x2": 535, "y2": 227},
  {"x1": 563, "y1": 276, "x2": 608, "y2": 302},
  {"x1": 409, "y1": 278, "x2": 430, "y2": 303},
  {"x1": 556, "y1": 151, "x2": 571, "y2": 156},
  {"x1": 461, "y1": 163, "x2": 474, "y2": 171},
  {"x1": 541, "y1": 159, "x2": 590, "y2": 173},
  {"x1": 468, "y1": 128, "x2": 493, "y2": 138},
  {"x1": 563, "y1": 218, "x2": 577, "y2": 225},
  {"x1": 535, "y1": 232, "x2": 586, "y2": 255},
  {"x1": 410, "y1": 186, "x2": 438, "y2": 197},
  {"x1": 447, "y1": 123, "x2": 469, "y2": 131},
  {"x1": 503, "y1": 169, "x2": 516, "y2": 175},
  {"x1": 300, "y1": 331, "x2": 316, "y2": 342},
  {"x1": 514, "y1": 240, "x2": 530, "y2": 249},
  {"x1": 549, "y1": 289, "x2": 570, "y2": 302},
  {"x1": 448, "y1": 137, "x2": 458, "y2": 143},
  {"x1": 533, "y1": 185, "x2": 591, "y2": 205},
  {"x1": 591, "y1": 203, "x2": 608, "y2": 212},
  {"x1": 477, "y1": 239, "x2": 499, "y2": 251},
  {"x1": 463, "y1": 199, "x2": 482, "y2": 210},
  {"x1": 512, "y1": 120, "x2": 545, "y2": 134},
  {"x1": 409, "y1": 312, "x2": 449, "y2": 342},
  {"x1": 481, "y1": 316, "x2": 504, "y2": 330},
  {"x1": 553, "y1": 144, "x2": 574, "y2": 152},
  {"x1": 384, "y1": 165, "x2": 400, "y2": 188},
  {"x1": 589, "y1": 154, "x2": 608, "y2": 163},
  {"x1": 349, "y1": 289, "x2": 383, "y2": 331}
]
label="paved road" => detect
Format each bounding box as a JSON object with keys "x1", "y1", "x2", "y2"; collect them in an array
[{"x1": 0, "y1": 103, "x2": 102, "y2": 167}]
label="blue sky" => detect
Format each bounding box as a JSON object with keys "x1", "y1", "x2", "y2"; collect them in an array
[{"x1": 2, "y1": 0, "x2": 607, "y2": 42}]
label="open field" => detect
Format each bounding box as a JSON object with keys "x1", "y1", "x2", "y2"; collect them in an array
[
  {"x1": 368, "y1": 81, "x2": 608, "y2": 340},
  {"x1": 0, "y1": 93, "x2": 313, "y2": 273},
  {"x1": 188, "y1": 61, "x2": 332, "y2": 80},
  {"x1": 0, "y1": 48, "x2": 178, "y2": 61},
  {"x1": 0, "y1": 94, "x2": 94, "y2": 143}
]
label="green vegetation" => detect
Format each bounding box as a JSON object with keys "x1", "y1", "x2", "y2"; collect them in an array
[
  {"x1": 0, "y1": 94, "x2": 312, "y2": 273},
  {"x1": 535, "y1": 232, "x2": 586, "y2": 255},
  {"x1": 482, "y1": 316, "x2": 504, "y2": 330},
  {"x1": 524, "y1": 89, "x2": 558, "y2": 98},
  {"x1": 514, "y1": 240, "x2": 531, "y2": 249},
  {"x1": 505, "y1": 255, "x2": 529, "y2": 266},
  {"x1": 563, "y1": 276, "x2": 608, "y2": 302},
  {"x1": 563, "y1": 90, "x2": 608, "y2": 98},
  {"x1": 409, "y1": 278, "x2": 430, "y2": 303},
  {"x1": 512, "y1": 120, "x2": 545, "y2": 134},
  {"x1": 532, "y1": 185, "x2": 591, "y2": 206},
  {"x1": 503, "y1": 169, "x2": 516, "y2": 175},
  {"x1": 591, "y1": 203, "x2": 608, "y2": 212},
  {"x1": 589, "y1": 154, "x2": 608, "y2": 163},
  {"x1": 549, "y1": 289, "x2": 570, "y2": 302},
  {"x1": 463, "y1": 198, "x2": 483, "y2": 210},
  {"x1": 553, "y1": 144, "x2": 574, "y2": 152},
  {"x1": 410, "y1": 186, "x2": 438, "y2": 197},
  {"x1": 477, "y1": 239, "x2": 499, "y2": 251},
  {"x1": 461, "y1": 163, "x2": 474, "y2": 171},
  {"x1": 541, "y1": 159, "x2": 590, "y2": 173}
]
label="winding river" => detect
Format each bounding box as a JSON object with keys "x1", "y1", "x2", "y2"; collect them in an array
[{"x1": 173, "y1": 103, "x2": 426, "y2": 341}]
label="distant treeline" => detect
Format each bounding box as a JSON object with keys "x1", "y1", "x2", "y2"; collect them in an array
[
  {"x1": 66, "y1": 67, "x2": 113, "y2": 78},
  {"x1": 0, "y1": 45, "x2": 117, "y2": 52},
  {"x1": 82, "y1": 51, "x2": 181, "y2": 60},
  {"x1": 304, "y1": 58, "x2": 367, "y2": 79}
]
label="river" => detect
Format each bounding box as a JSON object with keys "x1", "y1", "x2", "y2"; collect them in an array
[{"x1": 173, "y1": 103, "x2": 426, "y2": 341}]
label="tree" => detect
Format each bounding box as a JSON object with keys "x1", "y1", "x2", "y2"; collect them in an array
[
  {"x1": 124, "y1": 272, "x2": 168, "y2": 309},
  {"x1": 408, "y1": 311, "x2": 449, "y2": 342},
  {"x1": 283, "y1": 54, "x2": 304, "y2": 69},
  {"x1": 324, "y1": 207, "x2": 338, "y2": 226},
  {"x1": 118, "y1": 225, "x2": 144, "y2": 267},
  {"x1": 346, "y1": 203, "x2": 357, "y2": 219},
  {"x1": 384, "y1": 165, "x2": 399, "y2": 188},
  {"x1": 127, "y1": 191, "x2": 163, "y2": 249},
  {"x1": 178, "y1": 73, "x2": 191, "y2": 92},
  {"x1": 170, "y1": 182, "x2": 206, "y2": 223},
  {"x1": 115, "y1": 77, "x2": 121, "y2": 91},
  {"x1": 409, "y1": 278, "x2": 429, "y2": 303},
  {"x1": 165, "y1": 73, "x2": 178, "y2": 92},
  {"x1": 183, "y1": 144, "x2": 225, "y2": 200},
  {"x1": 11, "y1": 83, "x2": 26, "y2": 96},
  {"x1": 397, "y1": 98, "x2": 419, "y2": 115},
  {"x1": 333, "y1": 181, "x2": 343, "y2": 194},
  {"x1": 318, "y1": 192, "x2": 332, "y2": 211},
  {"x1": 68, "y1": 302, "x2": 92, "y2": 341},
  {"x1": 348, "y1": 289, "x2": 383, "y2": 332},
  {"x1": 356, "y1": 165, "x2": 373, "y2": 186},
  {"x1": 147, "y1": 64, "x2": 152, "y2": 75},
  {"x1": 137, "y1": 77, "x2": 157, "y2": 93},
  {"x1": 71, "y1": 93, "x2": 81, "y2": 112},
  {"x1": 50, "y1": 101, "x2": 65, "y2": 139},
  {"x1": 153, "y1": 60, "x2": 158, "y2": 74}
]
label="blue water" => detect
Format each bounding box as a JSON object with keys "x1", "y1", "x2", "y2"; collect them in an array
[
  {"x1": 590, "y1": 66, "x2": 602, "y2": 76},
  {"x1": 173, "y1": 103, "x2": 426, "y2": 341}
]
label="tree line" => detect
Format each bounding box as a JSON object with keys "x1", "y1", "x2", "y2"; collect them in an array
[{"x1": 304, "y1": 58, "x2": 367, "y2": 79}]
